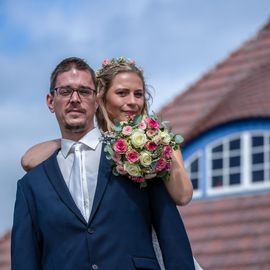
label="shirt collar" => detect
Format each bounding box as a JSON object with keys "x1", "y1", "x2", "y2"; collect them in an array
[{"x1": 60, "y1": 128, "x2": 101, "y2": 158}]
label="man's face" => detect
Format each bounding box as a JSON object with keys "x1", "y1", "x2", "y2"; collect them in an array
[{"x1": 47, "y1": 68, "x2": 98, "y2": 140}]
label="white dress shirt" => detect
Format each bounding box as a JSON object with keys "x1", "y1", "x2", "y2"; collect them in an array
[{"x1": 57, "y1": 128, "x2": 102, "y2": 221}]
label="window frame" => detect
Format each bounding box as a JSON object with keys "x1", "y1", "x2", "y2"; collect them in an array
[
  {"x1": 185, "y1": 151, "x2": 203, "y2": 198},
  {"x1": 206, "y1": 131, "x2": 270, "y2": 196}
]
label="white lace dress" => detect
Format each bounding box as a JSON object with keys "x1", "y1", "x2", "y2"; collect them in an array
[{"x1": 152, "y1": 229, "x2": 203, "y2": 270}]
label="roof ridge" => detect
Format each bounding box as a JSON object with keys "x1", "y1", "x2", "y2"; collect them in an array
[{"x1": 160, "y1": 18, "x2": 270, "y2": 114}]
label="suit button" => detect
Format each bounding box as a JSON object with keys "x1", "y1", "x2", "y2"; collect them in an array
[
  {"x1": 87, "y1": 228, "x2": 95, "y2": 234},
  {"x1": 92, "y1": 264, "x2": 98, "y2": 269}
]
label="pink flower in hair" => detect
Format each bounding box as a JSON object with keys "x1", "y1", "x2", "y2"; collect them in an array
[{"x1": 102, "y1": 59, "x2": 110, "y2": 66}]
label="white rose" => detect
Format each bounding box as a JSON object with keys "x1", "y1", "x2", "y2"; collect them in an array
[
  {"x1": 131, "y1": 130, "x2": 147, "y2": 148},
  {"x1": 161, "y1": 131, "x2": 171, "y2": 145},
  {"x1": 124, "y1": 162, "x2": 141, "y2": 176},
  {"x1": 140, "y1": 152, "x2": 152, "y2": 167}
]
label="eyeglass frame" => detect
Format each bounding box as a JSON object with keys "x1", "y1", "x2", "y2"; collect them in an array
[{"x1": 52, "y1": 86, "x2": 97, "y2": 99}]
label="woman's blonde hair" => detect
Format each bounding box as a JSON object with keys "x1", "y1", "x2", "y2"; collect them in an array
[{"x1": 96, "y1": 57, "x2": 152, "y2": 131}]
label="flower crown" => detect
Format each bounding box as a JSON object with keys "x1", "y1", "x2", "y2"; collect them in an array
[{"x1": 96, "y1": 57, "x2": 143, "y2": 77}]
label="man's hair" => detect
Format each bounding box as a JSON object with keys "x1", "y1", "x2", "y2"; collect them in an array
[{"x1": 50, "y1": 57, "x2": 96, "y2": 92}]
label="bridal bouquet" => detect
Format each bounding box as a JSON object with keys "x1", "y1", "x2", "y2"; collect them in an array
[{"x1": 103, "y1": 114, "x2": 184, "y2": 187}]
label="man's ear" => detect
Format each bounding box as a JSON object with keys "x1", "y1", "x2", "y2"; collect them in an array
[
  {"x1": 95, "y1": 99, "x2": 99, "y2": 112},
  {"x1": 47, "y1": 93, "x2": 55, "y2": 113},
  {"x1": 94, "y1": 94, "x2": 99, "y2": 112}
]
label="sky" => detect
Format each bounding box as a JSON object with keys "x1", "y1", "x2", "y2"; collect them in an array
[{"x1": 0, "y1": 0, "x2": 270, "y2": 235}]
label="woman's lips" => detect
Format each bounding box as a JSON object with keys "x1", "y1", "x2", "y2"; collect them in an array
[{"x1": 124, "y1": 111, "x2": 137, "y2": 117}]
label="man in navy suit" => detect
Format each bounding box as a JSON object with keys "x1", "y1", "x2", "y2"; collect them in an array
[{"x1": 11, "y1": 57, "x2": 195, "y2": 270}]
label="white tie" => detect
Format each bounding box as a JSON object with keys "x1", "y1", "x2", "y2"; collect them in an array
[{"x1": 69, "y1": 143, "x2": 88, "y2": 221}]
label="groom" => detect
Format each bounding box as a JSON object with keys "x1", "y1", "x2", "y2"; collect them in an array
[{"x1": 11, "y1": 57, "x2": 195, "y2": 270}]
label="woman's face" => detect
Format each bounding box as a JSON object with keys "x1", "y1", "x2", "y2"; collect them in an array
[{"x1": 105, "y1": 72, "x2": 145, "y2": 122}]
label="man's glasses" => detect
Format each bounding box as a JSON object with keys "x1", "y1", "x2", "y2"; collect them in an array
[{"x1": 53, "y1": 86, "x2": 96, "y2": 99}]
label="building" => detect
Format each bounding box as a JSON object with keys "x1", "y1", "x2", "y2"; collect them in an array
[
  {"x1": 159, "y1": 19, "x2": 270, "y2": 269},
  {"x1": 1, "y1": 19, "x2": 270, "y2": 270}
]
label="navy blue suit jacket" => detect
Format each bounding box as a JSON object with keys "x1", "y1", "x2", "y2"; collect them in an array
[{"x1": 11, "y1": 147, "x2": 195, "y2": 270}]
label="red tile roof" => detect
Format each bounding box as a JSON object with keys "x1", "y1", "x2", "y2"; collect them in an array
[
  {"x1": 159, "y1": 18, "x2": 270, "y2": 270},
  {"x1": 0, "y1": 231, "x2": 10, "y2": 270},
  {"x1": 181, "y1": 192, "x2": 270, "y2": 270},
  {"x1": 159, "y1": 19, "x2": 270, "y2": 144}
]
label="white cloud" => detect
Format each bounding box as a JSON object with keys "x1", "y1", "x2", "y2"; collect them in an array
[
  {"x1": 0, "y1": 101, "x2": 60, "y2": 234},
  {"x1": 1, "y1": 0, "x2": 270, "y2": 235}
]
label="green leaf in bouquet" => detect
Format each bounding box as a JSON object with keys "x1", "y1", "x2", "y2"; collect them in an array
[
  {"x1": 112, "y1": 125, "x2": 122, "y2": 133},
  {"x1": 157, "y1": 170, "x2": 168, "y2": 178},
  {"x1": 112, "y1": 167, "x2": 119, "y2": 176},
  {"x1": 140, "y1": 181, "x2": 148, "y2": 188},
  {"x1": 150, "y1": 111, "x2": 158, "y2": 120},
  {"x1": 174, "y1": 134, "x2": 184, "y2": 144},
  {"x1": 105, "y1": 152, "x2": 113, "y2": 160},
  {"x1": 104, "y1": 144, "x2": 114, "y2": 157},
  {"x1": 163, "y1": 173, "x2": 170, "y2": 181},
  {"x1": 112, "y1": 119, "x2": 122, "y2": 132},
  {"x1": 150, "y1": 161, "x2": 157, "y2": 170},
  {"x1": 133, "y1": 114, "x2": 143, "y2": 126}
]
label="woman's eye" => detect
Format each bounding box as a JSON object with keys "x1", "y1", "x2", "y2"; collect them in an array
[
  {"x1": 116, "y1": 91, "x2": 126, "y2": 97},
  {"x1": 135, "y1": 92, "x2": 143, "y2": 98}
]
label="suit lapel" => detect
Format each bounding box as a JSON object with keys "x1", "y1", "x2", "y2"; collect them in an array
[
  {"x1": 43, "y1": 150, "x2": 87, "y2": 225},
  {"x1": 88, "y1": 143, "x2": 112, "y2": 224}
]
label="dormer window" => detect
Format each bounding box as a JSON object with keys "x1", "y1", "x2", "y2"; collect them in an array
[
  {"x1": 183, "y1": 122, "x2": 270, "y2": 199},
  {"x1": 206, "y1": 131, "x2": 270, "y2": 195}
]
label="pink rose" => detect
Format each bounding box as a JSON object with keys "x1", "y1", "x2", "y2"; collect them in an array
[
  {"x1": 130, "y1": 176, "x2": 145, "y2": 183},
  {"x1": 145, "y1": 117, "x2": 160, "y2": 129},
  {"x1": 138, "y1": 120, "x2": 147, "y2": 130},
  {"x1": 145, "y1": 141, "x2": 157, "y2": 152},
  {"x1": 112, "y1": 153, "x2": 122, "y2": 162},
  {"x1": 162, "y1": 145, "x2": 172, "y2": 159},
  {"x1": 113, "y1": 138, "x2": 128, "y2": 154},
  {"x1": 122, "y1": 126, "x2": 133, "y2": 136},
  {"x1": 126, "y1": 149, "x2": 140, "y2": 163},
  {"x1": 155, "y1": 157, "x2": 167, "y2": 172},
  {"x1": 165, "y1": 162, "x2": 171, "y2": 172},
  {"x1": 102, "y1": 59, "x2": 110, "y2": 65},
  {"x1": 116, "y1": 165, "x2": 127, "y2": 175},
  {"x1": 146, "y1": 129, "x2": 158, "y2": 138}
]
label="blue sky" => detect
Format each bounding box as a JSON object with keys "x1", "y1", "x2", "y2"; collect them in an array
[{"x1": 0, "y1": 0, "x2": 269, "y2": 234}]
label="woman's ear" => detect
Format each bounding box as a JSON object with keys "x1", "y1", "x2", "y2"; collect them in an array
[{"x1": 47, "y1": 93, "x2": 55, "y2": 113}]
